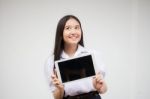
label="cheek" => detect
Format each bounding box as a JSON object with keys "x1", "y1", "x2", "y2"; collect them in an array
[
  {"x1": 78, "y1": 30, "x2": 82, "y2": 35},
  {"x1": 78, "y1": 32, "x2": 82, "y2": 38},
  {"x1": 63, "y1": 30, "x2": 69, "y2": 36},
  {"x1": 63, "y1": 32, "x2": 68, "y2": 41}
]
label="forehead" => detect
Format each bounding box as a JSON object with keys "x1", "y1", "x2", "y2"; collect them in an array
[{"x1": 65, "y1": 18, "x2": 80, "y2": 26}]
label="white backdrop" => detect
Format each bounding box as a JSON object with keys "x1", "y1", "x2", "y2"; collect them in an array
[{"x1": 0, "y1": 0, "x2": 150, "y2": 99}]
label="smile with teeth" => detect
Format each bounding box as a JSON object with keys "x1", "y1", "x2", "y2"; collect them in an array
[{"x1": 68, "y1": 35, "x2": 79, "y2": 40}]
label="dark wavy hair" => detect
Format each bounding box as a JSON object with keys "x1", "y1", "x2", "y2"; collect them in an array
[{"x1": 53, "y1": 15, "x2": 84, "y2": 61}]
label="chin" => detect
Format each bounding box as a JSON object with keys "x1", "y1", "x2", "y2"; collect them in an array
[
  {"x1": 67, "y1": 41, "x2": 78, "y2": 45},
  {"x1": 68, "y1": 40, "x2": 78, "y2": 43}
]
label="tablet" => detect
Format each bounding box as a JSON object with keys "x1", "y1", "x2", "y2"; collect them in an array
[{"x1": 54, "y1": 54, "x2": 96, "y2": 84}]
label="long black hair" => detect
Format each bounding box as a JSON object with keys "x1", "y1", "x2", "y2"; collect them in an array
[{"x1": 53, "y1": 15, "x2": 84, "y2": 61}]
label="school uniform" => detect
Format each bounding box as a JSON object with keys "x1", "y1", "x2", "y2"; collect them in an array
[{"x1": 45, "y1": 45, "x2": 106, "y2": 99}]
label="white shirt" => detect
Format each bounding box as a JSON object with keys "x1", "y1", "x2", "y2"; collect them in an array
[{"x1": 45, "y1": 45, "x2": 106, "y2": 97}]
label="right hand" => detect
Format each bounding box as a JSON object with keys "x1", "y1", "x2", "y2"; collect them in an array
[
  {"x1": 51, "y1": 74, "x2": 64, "y2": 90},
  {"x1": 51, "y1": 74, "x2": 64, "y2": 99}
]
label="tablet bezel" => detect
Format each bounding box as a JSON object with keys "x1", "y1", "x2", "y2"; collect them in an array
[{"x1": 54, "y1": 53, "x2": 97, "y2": 84}]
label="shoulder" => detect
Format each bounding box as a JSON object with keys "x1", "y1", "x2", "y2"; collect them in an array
[
  {"x1": 44, "y1": 53, "x2": 55, "y2": 78},
  {"x1": 45, "y1": 53, "x2": 54, "y2": 69},
  {"x1": 47, "y1": 53, "x2": 54, "y2": 62}
]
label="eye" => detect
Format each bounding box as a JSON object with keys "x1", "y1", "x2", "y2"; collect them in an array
[
  {"x1": 75, "y1": 25, "x2": 80, "y2": 30},
  {"x1": 65, "y1": 26, "x2": 71, "y2": 30}
]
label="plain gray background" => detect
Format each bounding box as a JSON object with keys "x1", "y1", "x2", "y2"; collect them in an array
[{"x1": 0, "y1": 0, "x2": 150, "y2": 99}]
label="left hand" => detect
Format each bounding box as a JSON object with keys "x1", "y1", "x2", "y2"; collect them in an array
[{"x1": 93, "y1": 72, "x2": 104, "y2": 93}]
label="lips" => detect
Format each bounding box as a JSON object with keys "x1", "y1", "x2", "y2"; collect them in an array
[{"x1": 68, "y1": 34, "x2": 79, "y2": 40}]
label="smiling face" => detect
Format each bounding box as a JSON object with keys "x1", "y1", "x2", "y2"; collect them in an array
[{"x1": 63, "y1": 18, "x2": 82, "y2": 46}]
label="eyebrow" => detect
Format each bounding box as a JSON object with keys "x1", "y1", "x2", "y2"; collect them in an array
[{"x1": 65, "y1": 25, "x2": 80, "y2": 27}]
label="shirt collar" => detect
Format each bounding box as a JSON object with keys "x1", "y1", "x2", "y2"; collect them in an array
[{"x1": 60, "y1": 45, "x2": 88, "y2": 59}]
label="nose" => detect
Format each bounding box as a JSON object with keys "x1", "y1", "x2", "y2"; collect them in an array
[{"x1": 70, "y1": 28, "x2": 76, "y2": 34}]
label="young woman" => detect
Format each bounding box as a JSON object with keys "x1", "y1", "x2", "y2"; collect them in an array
[{"x1": 45, "y1": 15, "x2": 107, "y2": 99}]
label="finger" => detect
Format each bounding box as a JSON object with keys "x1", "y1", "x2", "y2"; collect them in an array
[
  {"x1": 55, "y1": 84, "x2": 64, "y2": 89},
  {"x1": 95, "y1": 74, "x2": 104, "y2": 83},
  {"x1": 96, "y1": 77, "x2": 101, "y2": 82},
  {"x1": 53, "y1": 81, "x2": 64, "y2": 89},
  {"x1": 52, "y1": 77, "x2": 62, "y2": 86},
  {"x1": 51, "y1": 74, "x2": 56, "y2": 79},
  {"x1": 95, "y1": 72, "x2": 101, "y2": 76},
  {"x1": 95, "y1": 72, "x2": 101, "y2": 78},
  {"x1": 53, "y1": 81, "x2": 60, "y2": 85},
  {"x1": 52, "y1": 76, "x2": 60, "y2": 82},
  {"x1": 96, "y1": 77, "x2": 102, "y2": 83},
  {"x1": 52, "y1": 79, "x2": 60, "y2": 85},
  {"x1": 98, "y1": 79, "x2": 103, "y2": 84},
  {"x1": 95, "y1": 72, "x2": 100, "y2": 77},
  {"x1": 97, "y1": 73, "x2": 103, "y2": 79},
  {"x1": 52, "y1": 78, "x2": 58, "y2": 83}
]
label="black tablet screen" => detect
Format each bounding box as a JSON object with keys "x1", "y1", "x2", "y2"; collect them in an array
[{"x1": 58, "y1": 55, "x2": 95, "y2": 83}]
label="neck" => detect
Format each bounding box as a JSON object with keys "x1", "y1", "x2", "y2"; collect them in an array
[{"x1": 64, "y1": 44, "x2": 78, "y2": 57}]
